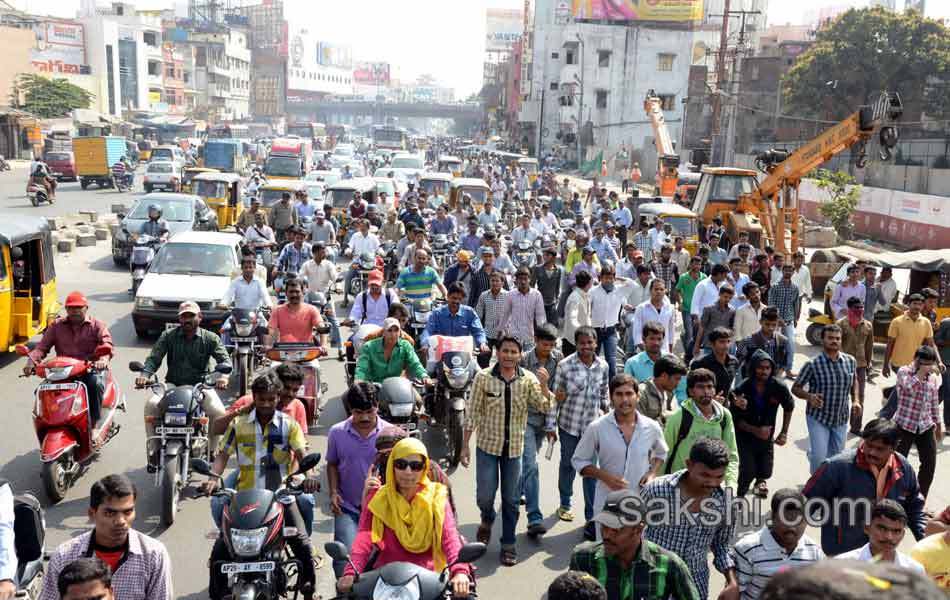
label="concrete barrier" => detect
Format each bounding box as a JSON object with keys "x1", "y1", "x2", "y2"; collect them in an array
[
  {"x1": 75, "y1": 233, "x2": 97, "y2": 247},
  {"x1": 57, "y1": 239, "x2": 76, "y2": 253},
  {"x1": 46, "y1": 217, "x2": 65, "y2": 230},
  {"x1": 94, "y1": 228, "x2": 109, "y2": 241},
  {"x1": 76, "y1": 224, "x2": 93, "y2": 235},
  {"x1": 78, "y1": 210, "x2": 98, "y2": 223}
]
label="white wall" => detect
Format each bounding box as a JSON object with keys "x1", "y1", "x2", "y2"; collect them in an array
[{"x1": 78, "y1": 16, "x2": 122, "y2": 116}]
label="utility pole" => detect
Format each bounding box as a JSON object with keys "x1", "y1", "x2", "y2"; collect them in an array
[
  {"x1": 708, "y1": 3, "x2": 759, "y2": 166},
  {"x1": 575, "y1": 34, "x2": 585, "y2": 167},
  {"x1": 723, "y1": 9, "x2": 759, "y2": 166},
  {"x1": 710, "y1": 0, "x2": 731, "y2": 146}
]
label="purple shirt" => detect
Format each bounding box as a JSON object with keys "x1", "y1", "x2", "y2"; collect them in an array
[{"x1": 326, "y1": 416, "x2": 390, "y2": 513}]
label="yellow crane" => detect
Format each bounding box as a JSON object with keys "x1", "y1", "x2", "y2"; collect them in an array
[{"x1": 644, "y1": 90, "x2": 680, "y2": 198}]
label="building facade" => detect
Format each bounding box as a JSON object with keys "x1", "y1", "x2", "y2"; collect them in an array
[{"x1": 189, "y1": 28, "x2": 251, "y2": 121}]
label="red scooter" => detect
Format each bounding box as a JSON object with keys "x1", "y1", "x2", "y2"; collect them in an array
[{"x1": 17, "y1": 344, "x2": 124, "y2": 503}]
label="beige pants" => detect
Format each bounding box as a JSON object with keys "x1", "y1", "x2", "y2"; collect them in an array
[{"x1": 144, "y1": 386, "x2": 226, "y2": 460}]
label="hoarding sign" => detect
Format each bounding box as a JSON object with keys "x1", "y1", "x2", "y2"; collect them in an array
[
  {"x1": 287, "y1": 27, "x2": 352, "y2": 94},
  {"x1": 571, "y1": 0, "x2": 703, "y2": 22},
  {"x1": 485, "y1": 8, "x2": 523, "y2": 52},
  {"x1": 353, "y1": 62, "x2": 390, "y2": 85},
  {"x1": 31, "y1": 19, "x2": 88, "y2": 74}
]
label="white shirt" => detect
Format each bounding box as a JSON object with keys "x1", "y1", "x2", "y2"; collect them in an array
[
  {"x1": 223, "y1": 276, "x2": 272, "y2": 311},
  {"x1": 589, "y1": 280, "x2": 636, "y2": 328},
  {"x1": 691, "y1": 277, "x2": 725, "y2": 317},
  {"x1": 347, "y1": 231, "x2": 380, "y2": 257},
  {"x1": 727, "y1": 271, "x2": 751, "y2": 309},
  {"x1": 491, "y1": 180, "x2": 507, "y2": 200},
  {"x1": 512, "y1": 226, "x2": 538, "y2": 245},
  {"x1": 649, "y1": 228, "x2": 668, "y2": 251},
  {"x1": 244, "y1": 224, "x2": 275, "y2": 245},
  {"x1": 632, "y1": 299, "x2": 677, "y2": 353},
  {"x1": 734, "y1": 302, "x2": 765, "y2": 341},
  {"x1": 672, "y1": 248, "x2": 691, "y2": 274},
  {"x1": 835, "y1": 543, "x2": 925, "y2": 575},
  {"x1": 299, "y1": 258, "x2": 337, "y2": 294},
  {"x1": 530, "y1": 217, "x2": 549, "y2": 235},
  {"x1": 541, "y1": 212, "x2": 559, "y2": 231},
  {"x1": 626, "y1": 277, "x2": 654, "y2": 308},
  {"x1": 878, "y1": 277, "x2": 898, "y2": 308},
  {"x1": 562, "y1": 287, "x2": 591, "y2": 342}
]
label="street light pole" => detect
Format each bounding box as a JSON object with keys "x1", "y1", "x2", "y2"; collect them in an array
[{"x1": 576, "y1": 33, "x2": 584, "y2": 168}]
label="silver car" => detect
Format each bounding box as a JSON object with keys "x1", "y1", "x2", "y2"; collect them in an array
[{"x1": 143, "y1": 161, "x2": 181, "y2": 193}]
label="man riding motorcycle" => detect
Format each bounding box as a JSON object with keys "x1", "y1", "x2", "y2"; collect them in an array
[
  {"x1": 30, "y1": 160, "x2": 56, "y2": 198},
  {"x1": 200, "y1": 372, "x2": 319, "y2": 600},
  {"x1": 25, "y1": 292, "x2": 113, "y2": 433},
  {"x1": 420, "y1": 282, "x2": 489, "y2": 376},
  {"x1": 111, "y1": 156, "x2": 133, "y2": 189},
  {"x1": 220, "y1": 255, "x2": 272, "y2": 344},
  {"x1": 137, "y1": 301, "x2": 230, "y2": 469},
  {"x1": 140, "y1": 204, "x2": 169, "y2": 239},
  {"x1": 268, "y1": 278, "x2": 324, "y2": 344}
]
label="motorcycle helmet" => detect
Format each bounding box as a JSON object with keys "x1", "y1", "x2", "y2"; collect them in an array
[
  {"x1": 358, "y1": 251, "x2": 376, "y2": 270},
  {"x1": 148, "y1": 204, "x2": 162, "y2": 219},
  {"x1": 309, "y1": 291, "x2": 328, "y2": 308}
]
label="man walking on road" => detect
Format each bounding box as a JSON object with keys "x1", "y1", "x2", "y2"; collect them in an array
[
  {"x1": 883, "y1": 293, "x2": 942, "y2": 381},
  {"x1": 498, "y1": 266, "x2": 547, "y2": 353},
  {"x1": 675, "y1": 257, "x2": 706, "y2": 361},
  {"x1": 769, "y1": 264, "x2": 801, "y2": 378},
  {"x1": 838, "y1": 296, "x2": 874, "y2": 434},
  {"x1": 892, "y1": 345, "x2": 943, "y2": 498}
]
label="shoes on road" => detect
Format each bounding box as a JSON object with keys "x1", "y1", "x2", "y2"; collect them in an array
[
  {"x1": 476, "y1": 522, "x2": 492, "y2": 545},
  {"x1": 583, "y1": 521, "x2": 596, "y2": 541},
  {"x1": 526, "y1": 522, "x2": 548, "y2": 538},
  {"x1": 500, "y1": 548, "x2": 517, "y2": 566},
  {"x1": 557, "y1": 507, "x2": 574, "y2": 522}
]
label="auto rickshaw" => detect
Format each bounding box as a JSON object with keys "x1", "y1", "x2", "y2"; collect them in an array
[
  {"x1": 437, "y1": 155, "x2": 463, "y2": 177},
  {"x1": 419, "y1": 173, "x2": 453, "y2": 203},
  {"x1": 804, "y1": 247, "x2": 950, "y2": 346},
  {"x1": 325, "y1": 178, "x2": 378, "y2": 244},
  {"x1": 517, "y1": 157, "x2": 539, "y2": 185},
  {"x1": 0, "y1": 215, "x2": 60, "y2": 352},
  {"x1": 635, "y1": 202, "x2": 700, "y2": 255},
  {"x1": 450, "y1": 178, "x2": 491, "y2": 212},
  {"x1": 136, "y1": 139, "x2": 154, "y2": 162},
  {"x1": 181, "y1": 167, "x2": 220, "y2": 194},
  {"x1": 193, "y1": 172, "x2": 243, "y2": 228},
  {"x1": 257, "y1": 179, "x2": 309, "y2": 215}
]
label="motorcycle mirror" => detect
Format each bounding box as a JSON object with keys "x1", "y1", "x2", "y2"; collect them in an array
[
  {"x1": 324, "y1": 541, "x2": 351, "y2": 562},
  {"x1": 190, "y1": 458, "x2": 214, "y2": 476},
  {"x1": 454, "y1": 542, "x2": 487, "y2": 565},
  {"x1": 14, "y1": 344, "x2": 29, "y2": 357},
  {"x1": 316, "y1": 324, "x2": 331, "y2": 335},
  {"x1": 295, "y1": 452, "x2": 321, "y2": 475},
  {"x1": 214, "y1": 363, "x2": 233, "y2": 375},
  {"x1": 128, "y1": 361, "x2": 145, "y2": 372}
]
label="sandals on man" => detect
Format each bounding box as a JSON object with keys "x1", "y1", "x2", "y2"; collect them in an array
[
  {"x1": 476, "y1": 522, "x2": 492, "y2": 545},
  {"x1": 753, "y1": 480, "x2": 769, "y2": 498},
  {"x1": 500, "y1": 548, "x2": 518, "y2": 566}
]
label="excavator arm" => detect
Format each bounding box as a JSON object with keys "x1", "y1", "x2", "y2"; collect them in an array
[{"x1": 645, "y1": 91, "x2": 680, "y2": 197}]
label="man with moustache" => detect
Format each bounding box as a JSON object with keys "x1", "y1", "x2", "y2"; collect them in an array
[{"x1": 836, "y1": 500, "x2": 925, "y2": 573}]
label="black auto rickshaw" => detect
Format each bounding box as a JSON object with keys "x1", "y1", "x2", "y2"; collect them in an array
[{"x1": 0, "y1": 215, "x2": 60, "y2": 351}]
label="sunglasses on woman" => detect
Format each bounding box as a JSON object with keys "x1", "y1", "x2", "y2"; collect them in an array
[{"x1": 393, "y1": 458, "x2": 426, "y2": 472}]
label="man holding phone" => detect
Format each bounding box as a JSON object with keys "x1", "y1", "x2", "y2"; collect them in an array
[{"x1": 892, "y1": 346, "x2": 943, "y2": 498}]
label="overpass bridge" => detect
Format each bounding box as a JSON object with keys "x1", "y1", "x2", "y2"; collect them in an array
[{"x1": 286, "y1": 100, "x2": 483, "y2": 130}]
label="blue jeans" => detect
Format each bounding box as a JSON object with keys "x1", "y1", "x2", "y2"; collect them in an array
[
  {"x1": 595, "y1": 326, "x2": 618, "y2": 381},
  {"x1": 332, "y1": 507, "x2": 361, "y2": 577},
  {"x1": 475, "y1": 448, "x2": 522, "y2": 548},
  {"x1": 681, "y1": 310, "x2": 695, "y2": 360},
  {"x1": 519, "y1": 422, "x2": 546, "y2": 526},
  {"x1": 782, "y1": 323, "x2": 796, "y2": 372},
  {"x1": 211, "y1": 471, "x2": 315, "y2": 536},
  {"x1": 558, "y1": 427, "x2": 595, "y2": 521},
  {"x1": 805, "y1": 414, "x2": 849, "y2": 474},
  {"x1": 623, "y1": 312, "x2": 638, "y2": 355}
]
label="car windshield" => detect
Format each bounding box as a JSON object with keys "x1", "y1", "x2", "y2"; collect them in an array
[
  {"x1": 375, "y1": 181, "x2": 394, "y2": 195},
  {"x1": 334, "y1": 146, "x2": 354, "y2": 156},
  {"x1": 307, "y1": 185, "x2": 325, "y2": 200},
  {"x1": 196, "y1": 180, "x2": 227, "y2": 196},
  {"x1": 460, "y1": 187, "x2": 487, "y2": 204},
  {"x1": 327, "y1": 189, "x2": 356, "y2": 208},
  {"x1": 392, "y1": 156, "x2": 424, "y2": 169},
  {"x1": 420, "y1": 180, "x2": 450, "y2": 196},
  {"x1": 151, "y1": 149, "x2": 174, "y2": 161},
  {"x1": 265, "y1": 156, "x2": 302, "y2": 177},
  {"x1": 707, "y1": 174, "x2": 756, "y2": 202},
  {"x1": 149, "y1": 163, "x2": 173, "y2": 173},
  {"x1": 657, "y1": 216, "x2": 697, "y2": 237},
  {"x1": 128, "y1": 198, "x2": 194, "y2": 222},
  {"x1": 46, "y1": 153, "x2": 70, "y2": 161},
  {"x1": 260, "y1": 189, "x2": 294, "y2": 208},
  {"x1": 149, "y1": 242, "x2": 235, "y2": 276}
]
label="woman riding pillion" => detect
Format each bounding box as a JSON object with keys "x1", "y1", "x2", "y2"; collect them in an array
[{"x1": 336, "y1": 437, "x2": 474, "y2": 597}]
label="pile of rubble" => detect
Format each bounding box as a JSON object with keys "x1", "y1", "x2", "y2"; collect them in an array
[{"x1": 46, "y1": 203, "x2": 125, "y2": 253}]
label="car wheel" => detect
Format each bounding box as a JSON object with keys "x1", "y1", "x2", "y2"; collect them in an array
[{"x1": 144, "y1": 184, "x2": 153, "y2": 193}]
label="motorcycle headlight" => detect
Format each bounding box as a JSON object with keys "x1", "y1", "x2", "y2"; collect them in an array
[
  {"x1": 443, "y1": 365, "x2": 469, "y2": 389},
  {"x1": 229, "y1": 527, "x2": 268, "y2": 557},
  {"x1": 235, "y1": 323, "x2": 254, "y2": 337},
  {"x1": 45, "y1": 365, "x2": 75, "y2": 382},
  {"x1": 388, "y1": 402, "x2": 413, "y2": 417},
  {"x1": 373, "y1": 577, "x2": 420, "y2": 600},
  {"x1": 136, "y1": 297, "x2": 154, "y2": 308},
  {"x1": 164, "y1": 412, "x2": 187, "y2": 426}
]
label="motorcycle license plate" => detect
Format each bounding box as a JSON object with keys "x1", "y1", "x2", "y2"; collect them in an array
[
  {"x1": 38, "y1": 383, "x2": 75, "y2": 391},
  {"x1": 405, "y1": 422, "x2": 417, "y2": 431},
  {"x1": 52, "y1": 172, "x2": 62, "y2": 177},
  {"x1": 221, "y1": 561, "x2": 275, "y2": 574},
  {"x1": 155, "y1": 426, "x2": 192, "y2": 435},
  {"x1": 230, "y1": 337, "x2": 257, "y2": 342}
]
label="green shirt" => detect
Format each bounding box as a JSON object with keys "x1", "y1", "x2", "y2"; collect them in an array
[
  {"x1": 663, "y1": 398, "x2": 739, "y2": 489},
  {"x1": 674, "y1": 271, "x2": 706, "y2": 313},
  {"x1": 571, "y1": 540, "x2": 700, "y2": 600},
  {"x1": 143, "y1": 326, "x2": 231, "y2": 386},
  {"x1": 354, "y1": 337, "x2": 427, "y2": 383},
  {"x1": 396, "y1": 266, "x2": 441, "y2": 301}
]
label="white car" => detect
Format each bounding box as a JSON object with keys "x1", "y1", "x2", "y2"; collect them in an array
[
  {"x1": 149, "y1": 145, "x2": 186, "y2": 169},
  {"x1": 333, "y1": 144, "x2": 355, "y2": 157},
  {"x1": 306, "y1": 182, "x2": 326, "y2": 209},
  {"x1": 143, "y1": 160, "x2": 181, "y2": 193},
  {"x1": 131, "y1": 231, "x2": 245, "y2": 338},
  {"x1": 388, "y1": 153, "x2": 426, "y2": 181},
  {"x1": 307, "y1": 170, "x2": 341, "y2": 187}
]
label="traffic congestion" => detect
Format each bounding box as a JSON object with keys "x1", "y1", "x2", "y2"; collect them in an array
[{"x1": 0, "y1": 128, "x2": 949, "y2": 600}]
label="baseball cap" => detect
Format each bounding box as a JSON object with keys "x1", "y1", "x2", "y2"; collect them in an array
[
  {"x1": 592, "y1": 489, "x2": 645, "y2": 530},
  {"x1": 480, "y1": 246, "x2": 495, "y2": 256},
  {"x1": 632, "y1": 250, "x2": 644, "y2": 258},
  {"x1": 368, "y1": 270, "x2": 384, "y2": 286},
  {"x1": 383, "y1": 317, "x2": 401, "y2": 331},
  {"x1": 64, "y1": 291, "x2": 88, "y2": 308},
  {"x1": 178, "y1": 300, "x2": 200, "y2": 316}
]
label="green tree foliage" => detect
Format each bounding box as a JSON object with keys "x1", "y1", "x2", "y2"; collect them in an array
[
  {"x1": 783, "y1": 8, "x2": 950, "y2": 121},
  {"x1": 814, "y1": 169, "x2": 862, "y2": 240},
  {"x1": 11, "y1": 74, "x2": 94, "y2": 118}
]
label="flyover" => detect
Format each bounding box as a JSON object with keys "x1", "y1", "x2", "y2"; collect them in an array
[{"x1": 286, "y1": 100, "x2": 482, "y2": 130}]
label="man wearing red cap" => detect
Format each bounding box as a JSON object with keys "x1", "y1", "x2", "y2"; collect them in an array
[
  {"x1": 26, "y1": 292, "x2": 113, "y2": 431},
  {"x1": 344, "y1": 269, "x2": 396, "y2": 329}
]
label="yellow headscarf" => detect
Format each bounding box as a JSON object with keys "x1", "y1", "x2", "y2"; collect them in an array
[{"x1": 367, "y1": 437, "x2": 449, "y2": 571}]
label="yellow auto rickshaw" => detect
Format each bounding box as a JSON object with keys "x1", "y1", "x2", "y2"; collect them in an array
[
  {"x1": 193, "y1": 172, "x2": 244, "y2": 228},
  {"x1": 517, "y1": 157, "x2": 540, "y2": 184},
  {"x1": 0, "y1": 215, "x2": 60, "y2": 351},
  {"x1": 450, "y1": 178, "x2": 491, "y2": 212},
  {"x1": 137, "y1": 139, "x2": 154, "y2": 162},
  {"x1": 437, "y1": 155, "x2": 463, "y2": 177},
  {"x1": 257, "y1": 179, "x2": 309, "y2": 216},
  {"x1": 182, "y1": 167, "x2": 220, "y2": 194},
  {"x1": 635, "y1": 202, "x2": 700, "y2": 255},
  {"x1": 325, "y1": 178, "x2": 378, "y2": 242},
  {"x1": 804, "y1": 247, "x2": 950, "y2": 346},
  {"x1": 419, "y1": 173, "x2": 453, "y2": 204}
]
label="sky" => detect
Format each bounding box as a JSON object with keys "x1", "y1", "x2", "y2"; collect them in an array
[{"x1": 12, "y1": 0, "x2": 950, "y2": 97}]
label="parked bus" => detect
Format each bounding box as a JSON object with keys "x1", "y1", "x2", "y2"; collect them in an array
[
  {"x1": 373, "y1": 125, "x2": 408, "y2": 151},
  {"x1": 287, "y1": 122, "x2": 328, "y2": 147}
]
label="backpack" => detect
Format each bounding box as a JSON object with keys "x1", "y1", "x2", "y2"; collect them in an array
[
  {"x1": 360, "y1": 288, "x2": 394, "y2": 325},
  {"x1": 0, "y1": 480, "x2": 45, "y2": 563},
  {"x1": 663, "y1": 408, "x2": 728, "y2": 475}
]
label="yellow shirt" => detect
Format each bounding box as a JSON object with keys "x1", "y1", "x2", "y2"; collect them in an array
[
  {"x1": 219, "y1": 410, "x2": 307, "y2": 490},
  {"x1": 887, "y1": 314, "x2": 934, "y2": 367},
  {"x1": 565, "y1": 249, "x2": 600, "y2": 274},
  {"x1": 911, "y1": 532, "x2": 950, "y2": 591}
]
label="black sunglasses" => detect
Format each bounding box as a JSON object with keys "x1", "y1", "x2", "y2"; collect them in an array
[{"x1": 393, "y1": 458, "x2": 425, "y2": 472}]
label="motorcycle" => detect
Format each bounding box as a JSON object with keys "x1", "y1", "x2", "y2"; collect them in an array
[
  {"x1": 113, "y1": 171, "x2": 132, "y2": 193},
  {"x1": 193, "y1": 453, "x2": 322, "y2": 600},
  {"x1": 265, "y1": 334, "x2": 330, "y2": 431},
  {"x1": 376, "y1": 377, "x2": 423, "y2": 436},
  {"x1": 26, "y1": 183, "x2": 52, "y2": 207},
  {"x1": 430, "y1": 234, "x2": 456, "y2": 273},
  {"x1": 129, "y1": 360, "x2": 232, "y2": 526},
  {"x1": 129, "y1": 233, "x2": 163, "y2": 296},
  {"x1": 512, "y1": 239, "x2": 537, "y2": 270},
  {"x1": 407, "y1": 299, "x2": 434, "y2": 358},
  {"x1": 17, "y1": 344, "x2": 123, "y2": 503},
  {"x1": 425, "y1": 337, "x2": 475, "y2": 466},
  {"x1": 347, "y1": 251, "x2": 378, "y2": 299},
  {"x1": 377, "y1": 242, "x2": 399, "y2": 285},
  {"x1": 325, "y1": 541, "x2": 485, "y2": 600},
  {"x1": 8, "y1": 484, "x2": 45, "y2": 599},
  {"x1": 224, "y1": 308, "x2": 269, "y2": 397}
]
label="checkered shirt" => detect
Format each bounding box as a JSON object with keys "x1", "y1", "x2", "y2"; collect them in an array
[
  {"x1": 641, "y1": 471, "x2": 736, "y2": 600},
  {"x1": 768, "y1": 280, "x2": 800, "y2": 323},
  {"x1": 893, "y1": 364, "x2": 943, "y2": 434},
  {"x1": 553, "y1": 352, "x2": 610, "y2": 437},
  {"x1": 40, "y1": 530, "x2": 173, "y2": 600},
  {"x1": 475, "y1": 289, "x2": 509, "y2": 339},
  {"x1": 651, "y1": 260, "x2": 680, "y2": 293},
  {"x1": 465, "y1": 365, "x2": 552, "y2": 458},
  {"x1": 634, "y1": 232, "x2": 654, "y2": 262},
  {"x1": 795, "y1": 351, "x2": 856, "y2": 427}
]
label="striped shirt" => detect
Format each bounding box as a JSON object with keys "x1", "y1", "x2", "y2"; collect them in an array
[
  {"x1": 570, "y1": 540, "x2": 700, "y2": 600},
  {"x1": 396, "y1": 265, "x2": 441, "y2": 301},
  {"x1": 732, "y1": 526, "x2": 824, "y2": 600},
  {"x1": 219, "y1": 410, "x2": 308, "y2": 490},
  {"x1": 465, "y1": 364, "x2": 552, "y2": 458}
]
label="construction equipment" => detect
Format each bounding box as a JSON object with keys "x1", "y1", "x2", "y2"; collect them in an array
[
  {"x1": 692, "y1": 91, "x2": 903, "y2": 255},
  {"x1": 644, "y1": 90, "x2": 680, "y2": 198}
]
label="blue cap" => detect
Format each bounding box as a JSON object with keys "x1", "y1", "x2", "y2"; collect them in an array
[{"x1": 582, "y1": 245, "x2": 595, "y2": 255}]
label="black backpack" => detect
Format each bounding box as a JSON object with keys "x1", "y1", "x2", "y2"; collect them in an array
[
  {"x1": 0, "y1": 480, "x2": 45, "y2": 564},
  {"x1": 663, "y1": 409, "x2": 728, "y2": 475},
  {"x1": 360, "y1": 288, "x2": 394, "y2": 325}
]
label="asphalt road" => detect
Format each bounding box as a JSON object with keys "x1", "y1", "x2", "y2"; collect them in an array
[{"x1": 0, "y1": 166, "x2": 945, "y2": 600}]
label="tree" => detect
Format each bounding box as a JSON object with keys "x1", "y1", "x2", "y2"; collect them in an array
[
  {"x1": 10, "y1": 74, "x2": 93, "y2": 118},
  {"x1": 814, "y1": 168, "x2": 862, "y2": 240},
  {"x1": 783, "y1": 8, "x2": 950, "y2": 121}
]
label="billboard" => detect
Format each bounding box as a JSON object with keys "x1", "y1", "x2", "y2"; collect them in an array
[
  {"x1": 353, "y1": 62, "x2": 390, "y2": 85},
  {"x1": 31, "y1": 20, "x2": 88, "y2": 75},
  {"x1": 287, "y1": 27, "x2": 352, "y2": 94},
  {"x1": 317, "y1": 42, "x2": 352, "y2": 69},
  {"x1": 571, "y1": 0, "x2": 703, "y2": 22},
  {"x1": 485, "y1": 8, "x2": 523, "y2": 52}
]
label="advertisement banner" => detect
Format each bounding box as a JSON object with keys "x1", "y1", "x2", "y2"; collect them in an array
[
  {"x1": 571, "y1": 0, "x2": 703, "y2": 22},
  {"x1": 353, "y1": 61, "x2": 390, "y2": 85},
  {"x1": 287, "y1": 27, "x2": 352, "y2": 94},
  {"x1": 485, "y1": 8, "x2": 523, "y2": 52},
  {"x1": 31, "y1": 19, "x2": 87, "y2": 74},
  {"x1": 317, "y1": 42, "x2": 352, "y2": 69}
]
